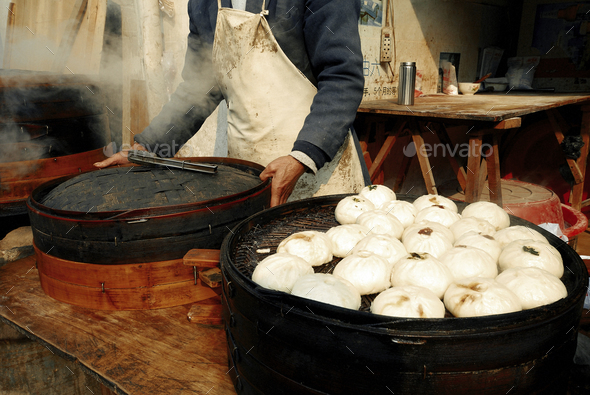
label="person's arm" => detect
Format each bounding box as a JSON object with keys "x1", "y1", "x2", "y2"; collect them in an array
[
  {"x1": 134, "y1": 14, "x2": 223, "y2": 158},
  {"x1": 292, "y1": 0, "x2": 364, "y2": 169},
  {"x1": 96, "y1": 0, "x2": 222, "y2": 167},
  {"x1": 260, "y1": 0, "x2": 364, "y2": 206}
]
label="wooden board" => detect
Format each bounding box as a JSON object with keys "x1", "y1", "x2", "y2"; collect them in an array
[
  {"x1": 358, "y1": 93, "x2": 590, "y2": 122},
  {"x1": 0, "y1": 256, "x2": 235, "y2": 394},
  {"x1": 2, "y1": 0, "x2": 107, "y2": 73},
  {"x1": 200, "y1": 267, "x2": 222, "y2": 288},
  {"x1": 0, "y1": 323, "x2": 103, "y2": 394}
]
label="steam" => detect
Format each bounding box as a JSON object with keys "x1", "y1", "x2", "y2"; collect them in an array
[{"x1": 1, "y1": 0, "x2": 221, "y2": 171}]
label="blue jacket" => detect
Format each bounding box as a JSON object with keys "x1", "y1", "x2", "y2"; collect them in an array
[{"x1": 135, "y1": 0, "x2": 365, "y2": 171}]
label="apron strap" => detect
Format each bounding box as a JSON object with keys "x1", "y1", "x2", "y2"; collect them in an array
[
  {"x1": 217, "y1": 0, "x2": 268, "y2": 15},
  {"x1": 260, "y1": 0, "x2": 268, "y2": 15}
]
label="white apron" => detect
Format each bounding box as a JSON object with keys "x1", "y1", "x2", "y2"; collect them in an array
[{"x1": 203, "y1": 0, "x2": 365, "y2": 201}]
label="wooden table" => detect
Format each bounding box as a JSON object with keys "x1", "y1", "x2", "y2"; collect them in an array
[
  {"x1": 358, "y1": 92, "x2": 590, "y2": 209},
  {"x1": 0, "y1": 256, "x2": 235, "y2": 395}
]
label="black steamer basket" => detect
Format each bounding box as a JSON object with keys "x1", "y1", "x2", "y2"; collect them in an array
[
  {"x1": 27, "y1": 158, "x2": 271, "y2": 264},
  {"x1": 220, "y1": 194, "x2": 589, "y2": 395}
]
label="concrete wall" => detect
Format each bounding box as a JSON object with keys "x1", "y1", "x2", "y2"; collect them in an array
[{"x1": 361, "y1": 0, "x2": 516, "y2": 101}]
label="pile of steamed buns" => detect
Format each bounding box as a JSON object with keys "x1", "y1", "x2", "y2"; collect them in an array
[{"x1": 251, "y1": 185, "x2": 568, "y2": 318}]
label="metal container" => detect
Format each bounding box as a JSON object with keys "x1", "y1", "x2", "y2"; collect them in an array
[
  {"x1": 220, "y1": 194, "x2": 588, "y2": 394},
  {"x1": 397, "y1": 62, "x2": 416, "y2": 105}
]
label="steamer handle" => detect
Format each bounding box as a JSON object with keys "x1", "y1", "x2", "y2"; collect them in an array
[
  {"x1": 219, "y1": 263, "x2": 237, "y2": 299},
  {"x1": 225, "y1": 329, "x2": 244, "y2": 392}
]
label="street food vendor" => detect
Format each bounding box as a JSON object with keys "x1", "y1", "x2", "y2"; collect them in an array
[{"x1": 95, "y1": 0, "x2": 370, "y2": 206}]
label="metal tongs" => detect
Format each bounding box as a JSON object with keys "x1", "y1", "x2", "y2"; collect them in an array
[{"x1": 127, "y1": 150, "x2": 218, "y2": 174}]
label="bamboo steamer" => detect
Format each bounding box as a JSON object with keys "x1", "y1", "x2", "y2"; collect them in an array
[
  {"x1": 27, "y1": 158, "x2": 271, "y2": 310},
  {"x1": 220, "y1": 194, "x2": 588, "y2": 395}
]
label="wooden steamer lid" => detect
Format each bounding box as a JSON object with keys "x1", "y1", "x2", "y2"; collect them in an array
[{"x1": 28, "y1": 158, "x2": 271, "y2": 310}]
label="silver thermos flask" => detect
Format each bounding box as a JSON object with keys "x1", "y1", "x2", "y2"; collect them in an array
[{"x1": 397, "y1": 62, "x2": 416, "y2": 105}]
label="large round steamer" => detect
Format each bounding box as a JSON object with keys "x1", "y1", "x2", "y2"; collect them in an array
[
  {"x1": 0, "y1": 71, "x2": 110, "y2": 218},
  {"x1": 220, "y1": 194, "x2": 588, "y2": 395},
  {"x1": 28, "y1": 157, "x2": 271, "y2": 310}
]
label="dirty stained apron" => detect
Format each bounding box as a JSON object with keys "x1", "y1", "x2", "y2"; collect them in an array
[{"x1": 210, "y1": 0, "x2": 365, "y2": 201}]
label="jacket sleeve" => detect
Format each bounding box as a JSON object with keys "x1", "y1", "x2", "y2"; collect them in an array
[
  {"x1": 134, "y1": 2, "x2": 223, "y2": 158},
  {"x1": 292, "y1": 0, "x2": 364, "y2": 169}
]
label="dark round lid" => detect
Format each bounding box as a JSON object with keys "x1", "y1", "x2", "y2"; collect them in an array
[{"x1": 40, "y1": 164, "x2": 262, "y2": 213}]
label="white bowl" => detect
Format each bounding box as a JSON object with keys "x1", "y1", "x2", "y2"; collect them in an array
[{"x1": 458, "y1": 82, "x2": 481, "y2": 95}]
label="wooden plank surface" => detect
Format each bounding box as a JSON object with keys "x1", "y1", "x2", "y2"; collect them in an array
[
  {"x1": 2, "y1": 3, "x2": 16, "y2": 69},
  {"x1": 0, "y1": 256, "x2": 235, "y2": 395},
  {"x1": 50, "y1": 0, "x2": 88, "y2": 72},
  {"x1": 358, "y1": 93, "x2": 590, "y2": 122}
]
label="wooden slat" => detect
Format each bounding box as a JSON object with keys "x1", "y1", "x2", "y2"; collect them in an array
[
  {"x1": 38, "y1": 271, "x2": 217, "y2": 311},
  {"x1": 485, "y1": 134, "x2": 502, "y2": 206},
  {"x1": 430, "y1": 123, "x2": 467, "y2": 191},
  {"x1": 547, "y1": 108, "x2": 572, "y2": 138},
  {"x1": 35, "y1": 245, "x2": 194, "y2": 288},
  {"x1": 367, "y1": 119, "x2": 407, "y2": 183},
  {"x1": 411, "y1": 123, "x2": 437, "y2": 195},
  {"x1": 465, "y1": 134, "x2": 483, "y2": 203},
  {"x1": 183, "y1": 249, "x2": 221, "y2": 268},
  {"x1": 187, "y1": 304, "x2": 223, "y2": 326},
  {"x1": 200, "y1": 267, "x2": 222, "y2": 288},
  {"x1": 392, "y1": 139, "x2": 413, "y2": 193},
  {"x1": 35, "y1": 245, "x2": 217, "y2": 310},
  {"x1": 493, "y1": 117, "x2": 521, "y2": 130},
  {"x1": 2, "y1": 3, "x2": 15, "y2": 68},
  {"x1": 547, "y1": 109, "x2": 584, "y2": 185},
  {"x1": 51, "y1": 0, "x2": 89, "y2": 72},
  {"x1": 359, "y1": 141, "x2": 384, "y2": 185},
  {"x1": 478, "y1": 156, "x2": 488, "y2": 194},
  {"x1": 369, "y1": 134, "x2": 397, "y2": 182}
]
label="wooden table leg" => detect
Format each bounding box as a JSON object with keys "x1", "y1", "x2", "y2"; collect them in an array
[
  {"x1": 411, "y1": 122, "x2": 437, "y2": 195},
  {"x1": 392, "y1": 135, "x2": 413, "y2": 193},
  {"x1": 430, "y1": 123, "x2": 467, "y2": 191},
  {"x1": 465, "y1": 118, "x2": 521, "y2": 204},
  {"x1": 465, "y1": 133, "x2": 482, "y2": 203},
  {"x1": 547, "y1": 109, "x2": 584, "y2": 184},
  {"x1": 368, "y1": 120, "x2": 407, "y2": 183},
  {"x1": 486, "y1": 133, "x2": 502, "y2": 206},
  {"x1": 571, "y1": 105, "x2": 590, "y2": 211}
]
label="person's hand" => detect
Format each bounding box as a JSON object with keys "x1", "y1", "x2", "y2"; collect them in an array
[
  {"x1": 94, "y1": 143, "x2": 147, "y2": 169},
  {"x1": 260, "y1": 156, "x2": 306, "y2": 207}
]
